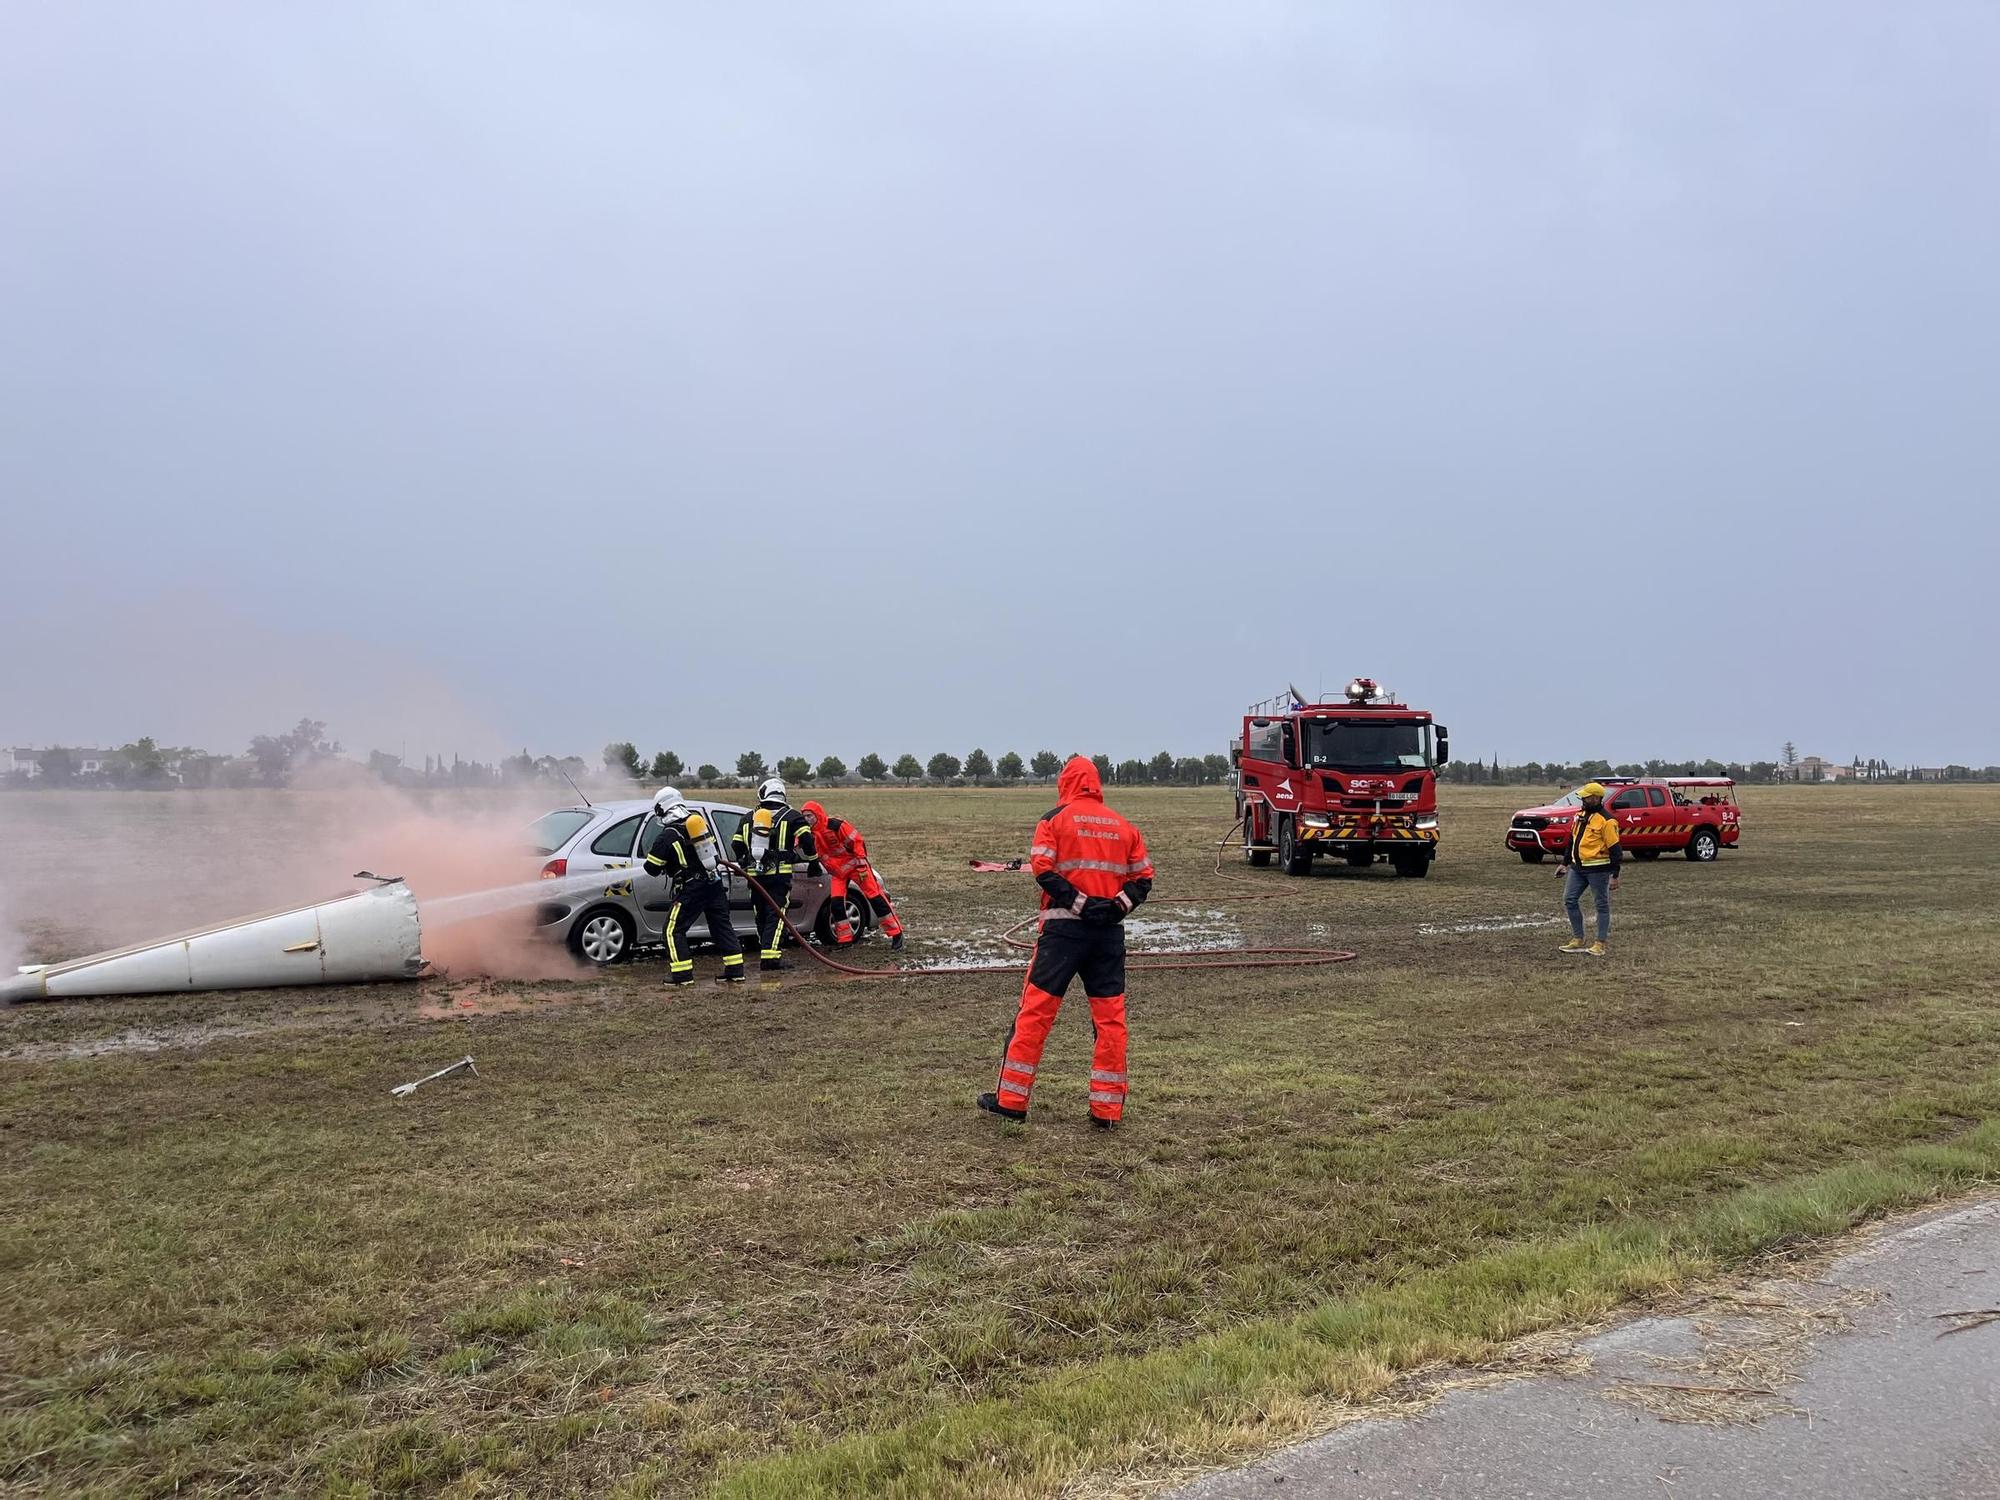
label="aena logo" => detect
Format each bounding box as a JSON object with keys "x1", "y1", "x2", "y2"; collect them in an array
[{"x1": 1276, "y1": 779, "x2": 1294, "y2": 799}]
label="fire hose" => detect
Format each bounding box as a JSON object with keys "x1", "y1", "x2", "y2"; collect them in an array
[{"x1": 723, "y1": 859, "x2": 1357, "y2": 980}]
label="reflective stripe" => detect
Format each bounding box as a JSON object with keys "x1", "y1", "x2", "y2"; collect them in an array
[
  {"x1": 669, "y1": 960, "x2": 694, "y2": 973},
  {"x1": 1001, "y1": 1060, "x2": 1037, "y2": 1078},
  {"x1": 1029, "y1": 844, "x2": 1057, "y2": 859},
  {"x1": 1090, "y1": 1070, "x2": 1127, "y2": 1084},
  {"x1": 1040, "y1": 908, "x2": 1079, "y2": 923},
  {"x1": 1053, "y1": 858, "x2": 1153, "y2": 875},
  {"x1": 1088, "y1": 1089, "x2": 1123, "y2": 1104}
]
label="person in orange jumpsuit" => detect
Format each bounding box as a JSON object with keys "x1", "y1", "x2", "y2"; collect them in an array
[
  {"x1": 979, "y1": 755, "x2": 1153, "y2": 1130},
  {"x1": 799, "y1": 801, "x2": 906, "y2": 951}
]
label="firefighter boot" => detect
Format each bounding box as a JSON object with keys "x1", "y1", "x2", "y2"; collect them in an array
[
  {"x1": 1089, "y1": 1113, "x2": 1118, "y2": 1132},
  {"x1": 977, "y1": 1092, "x2": 1027, "y2": 1122}
]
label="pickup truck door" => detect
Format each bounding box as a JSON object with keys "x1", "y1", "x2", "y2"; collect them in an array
[{"x1": 1607, "y1": 786, "x2": 1654, "y2": 847}]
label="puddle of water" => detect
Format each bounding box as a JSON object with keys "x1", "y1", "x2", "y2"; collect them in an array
[
  {"x1": 1416, "y1": 913, "x2": 1564, "y2": 936},
  {"x1": 3, "y1": 1025, "x2": 261, "y2": 1062}
]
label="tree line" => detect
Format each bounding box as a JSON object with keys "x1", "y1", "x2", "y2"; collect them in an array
[
  {"x1": 16, "y1": 724, "x2": 1998, "y2": 792},
  {"x1": 600, "y1": 745, "x2": 1239, "y2": 788},
  {"x1": 1442, "y1": 756, "x2": 2000, "y2": 785}
]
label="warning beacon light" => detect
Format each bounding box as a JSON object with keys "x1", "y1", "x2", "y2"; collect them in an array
[{"x1": 1345, "y1": 677, "x2": 1381, "y2": 704}]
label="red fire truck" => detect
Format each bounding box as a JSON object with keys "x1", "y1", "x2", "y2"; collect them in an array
[{"x1": 1233, "y1": 679, "x2": 1450, "y2": 878}]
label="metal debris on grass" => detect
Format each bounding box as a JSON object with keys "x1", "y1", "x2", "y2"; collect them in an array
[{"x1": 390, "y1": 1055, "x2": 477, "y2": 1098}]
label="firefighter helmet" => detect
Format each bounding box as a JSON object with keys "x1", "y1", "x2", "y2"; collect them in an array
[
  {"x1": 652, "y1": 786, "x2": 688, "y2": 820},
  {"x1": 757, "y1": 777, "x2": 788, "y2": 805}
]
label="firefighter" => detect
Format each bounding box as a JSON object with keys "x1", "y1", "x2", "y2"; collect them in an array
[
  {"x1": 1557, "y1": 781, "x2": 1622, "y2": 957},
  {"x1": 799, "y1": 800, "x2": 905, "y2": 950},
  {"x1": 730, "y1": 777, "x2": 817, "y2": 971},
  {"x1": 979, "y1": 755, "x2": 1153, "y2": 1130},
  {"x1": 641, "y1": 788, "x2": 746, "y2": 985}
]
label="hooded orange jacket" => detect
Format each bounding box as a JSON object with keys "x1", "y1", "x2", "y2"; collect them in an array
[{"x1": 1030, "y1": 757, "x2": 1155, "y2": 919}]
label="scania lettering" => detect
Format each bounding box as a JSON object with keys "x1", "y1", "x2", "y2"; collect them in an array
[{"x1": 1233, "y1": 678, "x2": 1449, "y2": 879}]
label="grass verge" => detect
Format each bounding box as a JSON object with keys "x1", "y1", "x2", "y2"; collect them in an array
[{"x1": 705, "y1": 1124, "x2": 2000, "y2": 1499}]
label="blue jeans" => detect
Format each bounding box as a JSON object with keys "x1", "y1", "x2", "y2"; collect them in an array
[{"x1": 1563, "y1": 866, "x2": 1612, "y2": 940}]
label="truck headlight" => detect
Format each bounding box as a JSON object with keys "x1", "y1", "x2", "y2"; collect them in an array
[
  {"x1": 1415, "y1": 814, "x2": 1439, "y2": 829},
  {"x1": 1301, "y1": 812, "x2": 1331, "y2": 828}
]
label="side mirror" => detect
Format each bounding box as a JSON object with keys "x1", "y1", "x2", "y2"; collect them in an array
[
  {"x1": 1229, "y1": 744, "x2": 1242, "y2": 766},
  {"x1": 1435, "y1": 726, "x2": 1450, "y2": 766}
]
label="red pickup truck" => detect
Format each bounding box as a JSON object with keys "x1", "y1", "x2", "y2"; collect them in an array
[{"x1": 1504, "y1": 777, "x2": 1741, "y2": 864}]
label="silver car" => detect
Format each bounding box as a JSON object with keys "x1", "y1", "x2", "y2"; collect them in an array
[{"x1": 525, "y1": 798, "x2": 878, "y2": 966}]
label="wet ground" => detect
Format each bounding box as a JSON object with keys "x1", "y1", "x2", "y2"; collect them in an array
[{"x1": 1175, "y1": 1196, "x2": 2000, "y2": 1500}]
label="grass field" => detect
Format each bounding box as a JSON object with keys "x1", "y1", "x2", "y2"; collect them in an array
[{"x1": 4, "y1": 784, "x2": 1999, "y2": 1497}]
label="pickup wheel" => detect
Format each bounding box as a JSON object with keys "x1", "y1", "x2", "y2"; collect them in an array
[
  {"x1": 1686, "y1": 828, "x2": 1720, "y2": 862},
  {"x1": 1279, "y1": 817, "x2": 1313, "y2": 876},
  {"x1": 1517, "y1": 849, "x2": 1546, "y2": 865}
]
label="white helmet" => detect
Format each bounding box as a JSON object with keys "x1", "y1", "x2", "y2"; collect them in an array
[
  {"x1": 757, "y1": 777, "x2": 788, "y2": 805},
  {"x1": 652, "y1": 786, "x2": 687, "y2": 819}
]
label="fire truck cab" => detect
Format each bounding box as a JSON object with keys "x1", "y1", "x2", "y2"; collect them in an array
[{"x1": 1234, "y1": 679, "x2": 1449, "y2": 878}]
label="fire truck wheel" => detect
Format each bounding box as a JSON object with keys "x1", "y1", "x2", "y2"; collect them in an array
[
  {"x1": 1686, "y1": 828, "x2": 1720, "y2": 862},
  {"x1": 1517, "y1": 849, "x2": 1546, "y2": 864},
  {"x1": 1390, "y1": 852, "x2": 1430, "y2": 879},
  {"x1": 1279, "y1": 818, "x2": 1313, "y2": 876},
  {"x1": 1344, "y1": 850, "x2": 1373, "y2": 868}
]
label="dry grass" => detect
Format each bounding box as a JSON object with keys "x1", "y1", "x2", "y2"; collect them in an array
[{"x1": 2, "y1": 783, "x2": 1998, "y2": 1497}]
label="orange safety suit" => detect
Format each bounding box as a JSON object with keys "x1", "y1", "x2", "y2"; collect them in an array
[
  {"x1": 800, "y1": 802, "x2": 905, "y2": 945},
  {"x1": 993, "y1": 756, "x2": 1154, "y2": 1123}
]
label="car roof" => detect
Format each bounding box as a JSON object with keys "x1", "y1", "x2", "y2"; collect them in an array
[{"x1": 546, "y1": 796, "x2": 752, "y2": 821}]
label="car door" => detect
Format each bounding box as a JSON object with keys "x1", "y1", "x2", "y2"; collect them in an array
[
  {"x1": 698, "y1": 803, "x2": 757, "y2": 928},
  {"x1": 575, "y1": 811, "x2": 645, "y2": 878},
  {"x1": 1607, "y1": 785, "x2": 1654, "y2": 848},
  {"x1": 631, "y1": 811, "x2": 677, "y2": 939}
]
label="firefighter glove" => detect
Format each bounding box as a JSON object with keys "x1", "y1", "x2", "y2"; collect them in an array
[
  {"x1": 805, "y1": 860, "x2": 823, "y2": 878},
  {"x1": 1081, "y1": 896, "x2": 1126, "y2": 926}
]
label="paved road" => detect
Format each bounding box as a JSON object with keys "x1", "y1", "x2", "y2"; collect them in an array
[{"x1": 1176, "y1": 1197, "x2": 2000, "y2": 1500}]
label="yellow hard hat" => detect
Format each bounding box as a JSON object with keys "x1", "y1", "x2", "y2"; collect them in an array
[{"x1": 1578, "y1": 782, "x2": 1608, "y2": 799}]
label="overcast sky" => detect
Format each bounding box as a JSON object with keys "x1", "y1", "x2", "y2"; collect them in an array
[{"x1": 2, "y1": 2, "x2": 1994, "y2": 769}]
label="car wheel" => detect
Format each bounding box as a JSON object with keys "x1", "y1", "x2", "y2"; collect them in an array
[
  {"x1": 1518, "y1": 849, "x2": 1546, "y2": 864},
  {"x1": 1279, "y1": 817, "x2": 1312, "y2": 876},
  {"x1": 813, "y1": 892, "x2": 870, "y2": 944},
  {"x1": 1687, "y1": 828, "x2": 1720, "y2": 862},
  {"x1": 569, "y1": 907, "x2": 634, "y2": 966}
]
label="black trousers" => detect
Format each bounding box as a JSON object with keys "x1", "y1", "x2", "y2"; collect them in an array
[
  {"x1": 748, "y1": 872, "x2": 792, "y2": 965},
  {"x1": 665, "y1": 876, "x2": 744, "y2": 982}
]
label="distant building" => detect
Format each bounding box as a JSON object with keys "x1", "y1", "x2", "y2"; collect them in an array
[{"x1": 5, "y1": 747, "x2": 112, "y2": 780}]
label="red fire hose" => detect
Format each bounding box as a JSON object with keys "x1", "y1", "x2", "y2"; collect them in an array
[{"x1": 728, "y1": 855, "x2": 1357, "y2": 981}]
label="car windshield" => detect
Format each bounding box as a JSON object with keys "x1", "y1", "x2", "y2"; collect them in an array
[
  {"x1": 525, "y1": 809, "x2": 593, "y2": 855},
  {"x1": 1303, "y1": 719, "x2": 1431, "y2": 769}
]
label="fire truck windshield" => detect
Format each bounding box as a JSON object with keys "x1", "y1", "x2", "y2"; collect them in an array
[{"x1": 1304, "y1": 720, "x2": 1432, "y2": 770}]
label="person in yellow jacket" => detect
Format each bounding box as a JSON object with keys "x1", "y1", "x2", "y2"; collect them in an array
[{"x1": 1557, "y1": 782, "x2": 1622, "y2": 956}]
